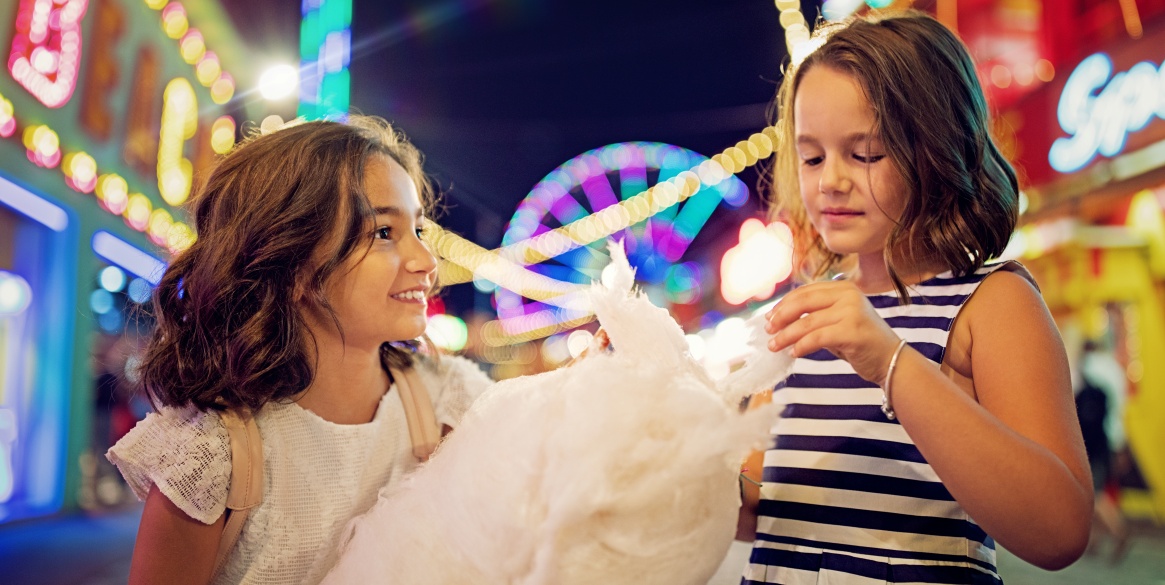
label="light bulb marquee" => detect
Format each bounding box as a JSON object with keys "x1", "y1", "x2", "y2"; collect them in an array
[{"x1": 0, "y1": 0, "x2": 246, "y2": 255}]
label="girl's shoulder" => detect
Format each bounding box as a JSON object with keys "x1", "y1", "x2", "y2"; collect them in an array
[
  {"x1": 967, "y1": 260, "x2": 1041, "y2": 306},
  {"x1": 414, "y1": 354, "x2": 493, "y2": 428},
  {"x1": 106, "y1": 406, "x2": 232, "y2": 525},
  {"x1": 955, "y1": 259, "x2": 1052, "y2": 349},
  {"x1": 981, "y1": 260, "x2": 1038, "y2": 289}
]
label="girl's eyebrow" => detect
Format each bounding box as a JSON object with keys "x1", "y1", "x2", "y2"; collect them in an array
[
  {"x1": 373, "y1": 205, "x2": 425, "y2": 222},
  {"x1": 796, "y1": 132, "x2": 877, "y2": 146},
  {"x1": 372, "y1": 205, "x2": 404, "y2": 217}
]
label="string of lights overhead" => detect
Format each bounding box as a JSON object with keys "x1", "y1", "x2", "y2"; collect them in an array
[{"x1": 424, "y1": 125, "x2": 782, "y2": 345}]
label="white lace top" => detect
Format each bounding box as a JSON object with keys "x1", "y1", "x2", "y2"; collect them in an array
[{"x1": 108, "y1": 355, "x2": 492, "y2": 585}]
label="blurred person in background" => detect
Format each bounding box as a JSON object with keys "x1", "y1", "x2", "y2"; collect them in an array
[{"x1": 1076, "y1": 339, "x2": 1131, "y2": 562}]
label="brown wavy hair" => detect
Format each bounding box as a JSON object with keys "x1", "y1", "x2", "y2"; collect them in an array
[
  {"x1": 139, "y1": 116, "x2": 436, "y2": 413},
  {"x1": 769, "y1": 10, "x2": 1018, "y2": 298}
]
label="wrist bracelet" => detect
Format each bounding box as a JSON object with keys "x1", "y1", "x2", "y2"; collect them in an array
[{"x1": 881, "y1": 339, "x2": 909, "y2": 420}]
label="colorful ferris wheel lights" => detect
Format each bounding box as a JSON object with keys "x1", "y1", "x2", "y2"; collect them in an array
[{"x1": 426, "y1": 126, "x2": 782, "y2": 345}]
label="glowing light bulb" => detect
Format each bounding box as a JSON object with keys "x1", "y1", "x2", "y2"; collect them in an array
[
  {"x1": 210, "y1": 116, "x2": 236, "y2": 154},
  {"x1": 258, "y1": 64, "x2": 299, "y2": 101},
  {"x1": 195, "y1": 52, "x2": 221, "y2": 87},
  {"x1": 179, "y1": 29, "x2": 205, "y2": 64},
  {"x1": 210, "y1": 73, "x2": 234, "y2": 104}
]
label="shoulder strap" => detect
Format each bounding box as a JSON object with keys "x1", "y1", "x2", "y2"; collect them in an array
[
  {"x1": 213, "y1": 409, "x2": 263, "y2": 578},
  {"x1": 389, "y1": 365, "x2": 441, "y2": 461}
]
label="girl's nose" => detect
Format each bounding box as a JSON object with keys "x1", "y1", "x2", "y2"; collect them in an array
[
  {"x1": 819, "y1": 159, "x2": 852, "y2": 195},
  {"x1": 404, "y1": 236, "x2": 438, "y2": 275}
]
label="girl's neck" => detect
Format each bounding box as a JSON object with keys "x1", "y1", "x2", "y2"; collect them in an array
[
  {"x1": 296, "y1": 327, "x2": 390, "y2": 425},
  {"x1": 851, "y1": 252, "x2": 945, "y2": 295}
]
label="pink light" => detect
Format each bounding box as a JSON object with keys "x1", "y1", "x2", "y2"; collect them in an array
[{"x1": 7, "y1": 0, "x2": 88, "y2": 108}]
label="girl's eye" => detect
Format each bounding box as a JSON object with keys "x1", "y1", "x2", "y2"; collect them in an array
[
  {"x1": 801, "y1": 156, "x2": 823, "y2": 167},
  {"x1": 854, "y1": 154, "x2": 885, "y2": 164},
  {"x1": 373, "y1": 226, "x2": 392, "y2": 240}
]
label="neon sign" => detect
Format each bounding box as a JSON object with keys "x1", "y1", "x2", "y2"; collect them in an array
[
  {"x1": 1050, "y1": 53, "x2": 1165, "y2": 173},
  {"x1": 7, "y1": 0, "x2": 89, "y2": 108}
]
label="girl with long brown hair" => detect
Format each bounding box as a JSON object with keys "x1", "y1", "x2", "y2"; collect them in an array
[{"x1": 108, "y1": 116, "x2": 491, "y2": 584}]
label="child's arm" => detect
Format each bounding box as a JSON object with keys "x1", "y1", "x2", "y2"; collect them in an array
[
  {"x1": 129, "y1": 485, "x2": 225, "y2": 585},
  {"x1": 766, "y1": 272, "x2": 1091, "y2": 570},
  {"x1": 736, "y1": 448, "x2": 763, "y2": 541},
  {"x1": 735, "y1": 387, "x2": 773, "y2": 542}
]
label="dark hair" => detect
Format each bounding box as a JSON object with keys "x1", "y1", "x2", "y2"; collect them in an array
[
  {"x1": 769, "y1": 10, "x2": 1018, "y2": 298},
  {"x1": 139, "y1": 116, "x2": 436, "y2": 412}
]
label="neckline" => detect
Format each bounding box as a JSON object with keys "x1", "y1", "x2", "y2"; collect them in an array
[
  {"x1": 862, "y1": 268, "x2": 957, "y2": 297},
  {"x1": 282, "y1": 384, "x2": 397, "y2": 429}
]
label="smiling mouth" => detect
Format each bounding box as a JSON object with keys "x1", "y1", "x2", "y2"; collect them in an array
[{"x1": 391, "y1": 290, "x2": 427, "y2": 303}]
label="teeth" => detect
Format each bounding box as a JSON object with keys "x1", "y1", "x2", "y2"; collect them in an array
[{"x1": 393, "y1": 290, "x2": 425, "y2": 301}]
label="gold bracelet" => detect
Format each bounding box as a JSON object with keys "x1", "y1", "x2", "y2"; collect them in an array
[{"x1": 881, "y1": 339, "x2": 909, "y2": 420}]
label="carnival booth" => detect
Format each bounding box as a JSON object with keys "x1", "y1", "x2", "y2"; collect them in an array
[
  {"x1": 0, "y1": 0, "x2": 257, "y2": 522},
  {"x1": 1001, "y1": 10, "x2": 1165, "y2": 521}
]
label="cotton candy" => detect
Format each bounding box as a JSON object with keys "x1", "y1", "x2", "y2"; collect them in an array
[{"x1": 323, "y1": 242, "x2": 793, "y2": 585}]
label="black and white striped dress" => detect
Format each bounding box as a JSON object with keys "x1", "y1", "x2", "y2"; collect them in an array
[{"x1": 745, "y1": 264, "x2": 1020, "y2": 585}]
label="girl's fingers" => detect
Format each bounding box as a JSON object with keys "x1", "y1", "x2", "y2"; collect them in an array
[
  {"x1": 766, "y1": 290, "x2": 831, "y2": 333},
  {"x1": 594, "y1": 328, "x2": 610, "y2": 351},
  {"x1": 791, "y1": 327, "x2": 834, "y2": 360},
  {"x1": 768, "y1": 308, "x2": 841, "y2": 352},
  {"x1": 765, "y1": 282, "x2": 853, "y2": 333}
]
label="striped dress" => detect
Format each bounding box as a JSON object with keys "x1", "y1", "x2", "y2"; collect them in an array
[{"x1": 745, "y1": 263, "x2": 1022, "y2": 585}]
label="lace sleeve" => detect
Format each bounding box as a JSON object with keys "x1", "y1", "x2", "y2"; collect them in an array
[
  {"x1": 106, "y1": 406, "x2": 232, "y2": 525},
  {"x1": 423, "y1": 355, "x2": 493, "y2": 428}
]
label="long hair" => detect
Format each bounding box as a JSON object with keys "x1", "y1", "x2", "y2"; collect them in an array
[
  {"x1": 139, "y1": 116, "x2": 436, "y2": 412},
  {"x1": 769, "y1": 10, "x2": 1018, "y2": 298}
]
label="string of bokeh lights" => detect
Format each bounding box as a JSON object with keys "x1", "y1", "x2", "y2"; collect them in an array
[
  {"x1": 489, "y1": 141, "x2": 750, "y2": 342},
  {"x1": 448, "y1": 0, "x2": 829, "y2": 346},
  {"x1": 425, "y1": 126, "x2": 781, "y2": 346}
]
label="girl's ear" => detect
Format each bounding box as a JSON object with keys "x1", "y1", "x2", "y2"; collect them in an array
[{"x1": 291, "y1": 273, "x2": 313, "y2": 305}]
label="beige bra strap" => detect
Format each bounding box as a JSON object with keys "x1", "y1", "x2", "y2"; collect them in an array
[
  {"x1": 389, "y1": 366, "x2": 441, "y2": 461},
  {"x1": 214, "y1": 409, "x2": 264, "y2": 577}
]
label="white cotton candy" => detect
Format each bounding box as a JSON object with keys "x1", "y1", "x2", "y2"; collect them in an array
[{"x1": 323, "y1": 242, "x2": 794, "y2": 585}]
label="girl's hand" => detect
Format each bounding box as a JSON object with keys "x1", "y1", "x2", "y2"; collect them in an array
[
  {"x1": 565, "y1": 329, "x2": 610, "y2": 367},
  {"x1": 765, "y1": 281, "x2": 902, "y2": 385}
]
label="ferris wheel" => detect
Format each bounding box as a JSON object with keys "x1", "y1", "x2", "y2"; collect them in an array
[{"x1": 492, "y1": 141, "x2": 749, "y2": 335}]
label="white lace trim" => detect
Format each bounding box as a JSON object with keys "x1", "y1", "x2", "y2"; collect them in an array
[{"x1": 106, "y1": 406, "x2": 231, "y2": 524}]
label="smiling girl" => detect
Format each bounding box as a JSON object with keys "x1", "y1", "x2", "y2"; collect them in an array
[
  {"x1": 738, "y1": 11, "x2": 1092, "y2": 584},
  {"x1": 108, "y1": 117, "x2": 491, "y2": 584}
]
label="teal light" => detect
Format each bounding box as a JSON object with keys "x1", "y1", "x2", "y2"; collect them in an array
[
  {"x1": 127, "y1": 278, "x2": 153, "y2": 304},
  {"x1": 0, "y1": 271, "x2": 32, "y2": 317},
  {"x1": 866, "y1": 0, "x2": 894, "y2": 7},
  {"x1": 89, "y1": 289, "x2": 114, "y2": 315},
  {"x1": 299, "y1": 0, "x2": 353, "y2": 120},
  {"x1": 99, "y1": 266, "x2": 126, "y2": 292}
]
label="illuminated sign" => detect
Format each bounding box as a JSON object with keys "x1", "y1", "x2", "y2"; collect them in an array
[
  {"x1": 1050, "y1": 53, "x2": 1165, "y2": 173},
  {"x1": 7, "y1": 0, "x2": 89, "y2": 108}
]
